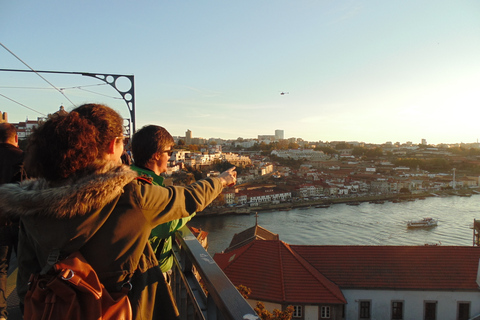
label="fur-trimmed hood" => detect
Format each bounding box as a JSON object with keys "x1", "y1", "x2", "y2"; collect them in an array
[{"x1": 0, "y1": 162, "x2": 138, "y2": 219}]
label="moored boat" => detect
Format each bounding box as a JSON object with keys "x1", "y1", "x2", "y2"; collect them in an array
[
  {"x1": 407, "y1": 217, "x2": 438, "y2": 228},
  {"x1": 347, "y1": 201, "x2": 361, "y2": 206}
]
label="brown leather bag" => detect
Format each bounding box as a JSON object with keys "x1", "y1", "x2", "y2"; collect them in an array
[{"x1": 24, "y1": 250, "x2": 132, "y2": 320}]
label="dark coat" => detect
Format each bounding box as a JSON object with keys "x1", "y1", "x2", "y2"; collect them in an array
[
  {"x1": 0, "y1": 142, "x2": 24, "y2": 184},
  {"x1": 0, "y1": 162, "x2": 223, "y2": 319},
  {"x1": 0, "y1": 142, "x2": 25, "y2": 226}
]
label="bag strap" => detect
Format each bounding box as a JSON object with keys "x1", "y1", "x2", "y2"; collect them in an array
[{"x1": 40, "y1": 248, "x2": 61, "y2": 275}]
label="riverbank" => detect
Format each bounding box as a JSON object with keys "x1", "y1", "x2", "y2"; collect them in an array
[{"x1": 198, "y1": 188, "x2": 479, "y2": 216}]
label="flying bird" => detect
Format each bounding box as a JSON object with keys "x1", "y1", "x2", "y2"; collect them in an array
[{"x1": 280, "y1": 92, "x2": 289, "y2": 95}]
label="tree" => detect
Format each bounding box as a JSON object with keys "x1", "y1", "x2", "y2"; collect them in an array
[
  {"x1": 365, "y1": 147, "x2": 384, "y2": 158},
  {"x1": 288, "y1": 142, "x2": 299, "y2": 149},
  {"x1": 352, "y1": 147, "x2": 366, "y2": 157},
  {"x1": 254, "y1": 302, "x2": 294, "y2": 320},
  {"x1": 236, "y1": 285, "x2": 293, "y2": 320},
  {"x1": 314, "y1": 146, "x2": 338, "y2": 155},
  {"x1": 236, "y1": 285, "x2": 251, "y2": 299},
  {"x1": 335, "y1": 142, "x2": 352, "y2": 150},
  {"x1": 276, "y1": 140, "x2": 289, "y2": 150},
  {"x1": 188, "y1": 144, "x2": 199, "y2": 152}
]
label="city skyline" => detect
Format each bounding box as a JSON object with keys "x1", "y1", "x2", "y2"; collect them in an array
[
  {"x1": 1, "y1": 1, "x2": 480, "y2": 145},
  {"x1": 6, "y1": 111, "x2": 480, "y2": 147}
]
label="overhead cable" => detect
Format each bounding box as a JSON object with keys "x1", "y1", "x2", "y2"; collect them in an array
[
  {"x1": 0, "y1": 86, "x2": 55, "y2": 90},
  {"x1": 0, "y1": 93, "x2": 47, "y2": 116},
  {"x1": 77, "y1": 87, "x2": 122, "y2": 99},
  {"x1": 0, "y1": 42, "x2": 77, "y2": 107}
]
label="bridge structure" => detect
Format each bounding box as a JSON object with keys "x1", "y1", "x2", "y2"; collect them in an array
[{"x1": 0, "y1": 69, "x2": 136, "y2": 136}]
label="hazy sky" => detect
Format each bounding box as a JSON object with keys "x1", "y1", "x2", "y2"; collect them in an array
[{"x1": 1, "y1": 1, "x2": 479, "y2": 144}]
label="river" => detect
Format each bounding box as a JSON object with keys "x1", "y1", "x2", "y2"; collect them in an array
[{"x1": 188, "y1": 194, "x2": 480, "y2": 255}]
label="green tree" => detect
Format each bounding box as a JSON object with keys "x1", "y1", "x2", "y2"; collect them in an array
[
  {"x1": 287, "y1": 142, "x2": 299, "y2": 149},
  {"x1": 423, "y1": 158, "x2": 451, "y2": 172},
  {"x1": 365, "y1": 147, "x2": 384, "y2": 158},
  {"x1": 276, "y1": 140, "x2": 289, "y2": 150},
  {"x1": 352, "y1": 147, "x2": 366, "y2": 157},
  {"x1": 335, "y1": 142, "x2": 351, "y2": 150},
  {"x1": 314, "y1": 146, "x2": 338, "y2": 155}
]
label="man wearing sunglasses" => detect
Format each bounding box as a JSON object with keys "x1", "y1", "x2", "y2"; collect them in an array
[{"x1": 130, "y1": 125, "x2": 193, "y2": 282}]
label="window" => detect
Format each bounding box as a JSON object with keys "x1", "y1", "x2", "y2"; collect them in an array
[
  {"x1": 458, "y1": 302, "x2": 470, "y2": 320},
  {"x1": 321, "y1": 306, "x2": 331, "y2": 318},
  {"x1": 391, "y1": 301, "x2": 403, "y2": 320},
  {"x1": 360, "y1": 300, "x2": 371, "y2": 319},
  {"x1": 424, "y1": 301, "x2": 437, "y2": 320},
  {"x1": 293, "y1": 305, "x2": 302, "y2": 318}
]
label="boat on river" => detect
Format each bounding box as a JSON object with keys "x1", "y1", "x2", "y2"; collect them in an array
[
  {"x1": 299, "y1": 206, "x2": 311, "y2": 210},
  {"x1": 315, "y1": 204, "x2": 330, "y2": 208},
  {"x1": 407, "y1": 217, "x2": 438, "y2": 228}
]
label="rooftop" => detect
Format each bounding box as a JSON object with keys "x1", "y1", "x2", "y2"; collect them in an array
[{"x1": 215, "y1": 239, "x2": 480, "y2": 304}]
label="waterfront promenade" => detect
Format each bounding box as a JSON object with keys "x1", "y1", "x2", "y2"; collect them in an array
[{"x1": 199, "y1": 188, "x2": 477, "y2": 216}]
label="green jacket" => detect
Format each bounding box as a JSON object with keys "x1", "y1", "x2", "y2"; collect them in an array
[
  {"x1": 131, "y1": 165, "x2": 195, "y2": 272},
  {"x1": 0, "y1": 163, "x2": 222, "y2": 320}
]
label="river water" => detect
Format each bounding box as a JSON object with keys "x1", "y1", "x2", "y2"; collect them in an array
[{"x1": 189, "y1": 194, "x2": 480, "y2": 255}]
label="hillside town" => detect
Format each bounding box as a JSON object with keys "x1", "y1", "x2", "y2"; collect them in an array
[
  {"x1": 162, "y1": 132, "x2": 480, "y2": 213},
  {"x1": 5, "y1": 107, "x2": 480, "y2": 212}
]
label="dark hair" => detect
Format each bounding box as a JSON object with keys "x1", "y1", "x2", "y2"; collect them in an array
[
  {"x1": 25, "y1": 104, "x2": 123, "y2": 181},
  {"x1": 0, "y1": 123, "x2": 17, "y2": 143},
  {"x1": 131, "y1": 125, "x2": 174, "y2": 166}
]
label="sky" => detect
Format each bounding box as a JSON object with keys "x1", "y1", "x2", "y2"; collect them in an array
[{"x1": 1, "y1": 1, "x2": 480, "y2": 145}]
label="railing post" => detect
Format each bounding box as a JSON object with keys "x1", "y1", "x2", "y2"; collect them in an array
[{"x1": 172, "y1": 226, "x2": 258, "y2": 320}]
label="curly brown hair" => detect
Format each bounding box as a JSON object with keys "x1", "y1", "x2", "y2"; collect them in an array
[{"x1": 25, "y1": 104, "x2": 123, "y2": 181}]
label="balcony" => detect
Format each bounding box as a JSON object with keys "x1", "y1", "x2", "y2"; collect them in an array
[{"x1": 172, "y1": 226, "x2": 258, "y2": 320}]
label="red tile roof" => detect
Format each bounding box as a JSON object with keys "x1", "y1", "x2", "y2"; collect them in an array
[
  {"x1": 215, "y1": 240, "x2": 480, "y2": 305},
  {"x1": 293, "y1": 245, "x2": 480, "y2": 291},
  {"x1": 214, "y1": 240, "x2": 346, "y2": 304}
]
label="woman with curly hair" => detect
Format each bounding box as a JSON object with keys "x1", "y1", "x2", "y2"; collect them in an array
[{"x1": 0, "y1": 103, "x2": 236, "y2": 319}]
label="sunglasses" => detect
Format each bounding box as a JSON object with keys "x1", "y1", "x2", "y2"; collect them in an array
[
  {"x1": 116, "y1": 136, "x2": 127, "y2": 146},
  {"x1": 164, "y1": 149, "x2": 173, "y2": 156}
]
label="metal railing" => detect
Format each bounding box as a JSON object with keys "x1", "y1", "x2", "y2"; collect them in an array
[{"x1": 171, "y1": 226, "x2": 258, "y2": 320}]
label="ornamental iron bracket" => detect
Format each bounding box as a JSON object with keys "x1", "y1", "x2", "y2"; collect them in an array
[{"x1": 0, "y1": 69, "x2": 136, "y2": 135}]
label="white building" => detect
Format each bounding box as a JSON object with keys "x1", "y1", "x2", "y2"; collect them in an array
[{"x1": 275, "y1": 129, "x2": 284, "y2": 140}]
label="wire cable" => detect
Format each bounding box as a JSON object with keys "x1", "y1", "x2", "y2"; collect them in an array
[
  {"x1": 0, "y1": 42, "x2": 77, "y2": 107},
  {"x1": 0, "y1": 86, "x2": 55, "y2": 90},
  {"x1": 0, "y1": 93, "x2": 47, "y2": 116},
  {"x1": 0, "y1": 83, "x2": 120, "y2": 101},
  {"x1": 77, "y1": 87, "x2": 123, "y2": 99}
]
